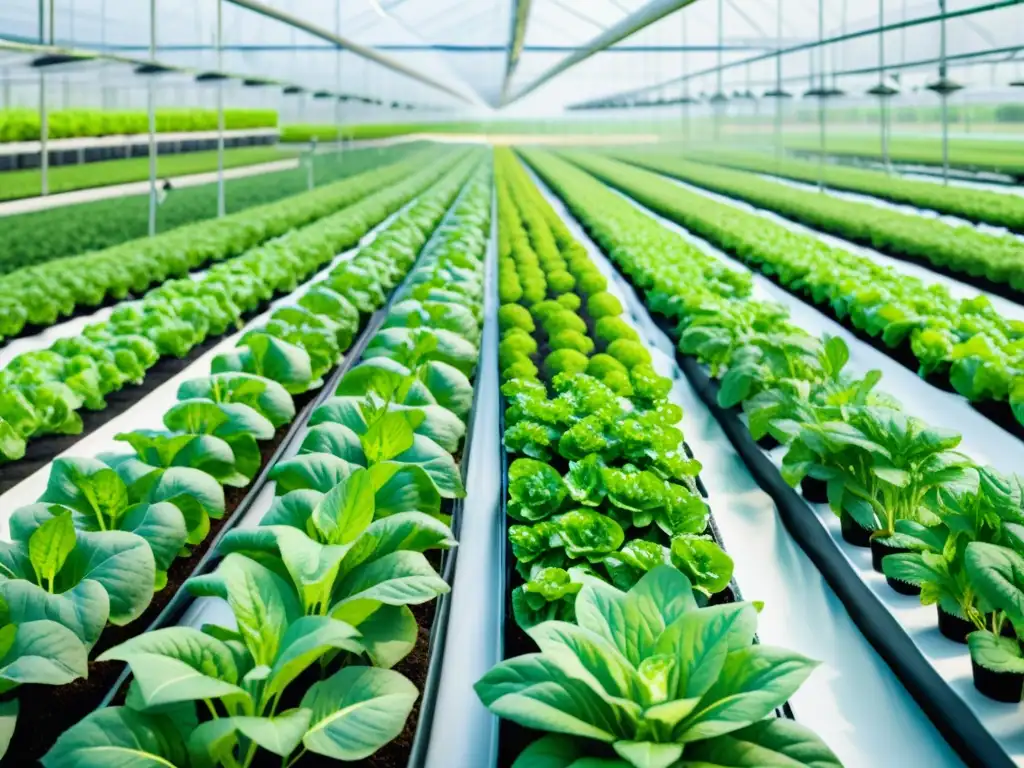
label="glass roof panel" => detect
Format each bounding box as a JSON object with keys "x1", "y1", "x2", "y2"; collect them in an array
[{"x1": 0, "y1": 0, "x2": 1020, "y2": 117}]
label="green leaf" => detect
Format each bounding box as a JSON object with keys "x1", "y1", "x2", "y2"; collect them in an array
[
  {"x1": 677, "y1": 645, "x2": 819, "y2": 742},
  {"x1": 270, "y1": 453, "x2": 357, "y2": 495},
  {"x1": 39, "y1": 458, "x2": 130, "y2": 525},
  {"x1": 56, "y1": 530, "x2": 155, "y2": 625},
  {"x1": 193, "y1": 553, "x2": 302, "y2": 666},
  {"x1": 613, "y1": 741, "x2": 683, "y2": 768},
  {"x1": 342, "y1": 512, "x2": 456, "y2": 573},
  {"x1": 266, "y1": 615, "x2": 363, "y2": 700},
  {"x1": 669, "y1": 536, "x2": 735, "y2": 597},
  {"x1": 0, "y1": 619, "x2": 88, "y2": 691},
  {"x1": 144, "y1": 467, "x2": 225, "y2": 544},
  {"x1": 28, "y1": 510, "x2": 76, "y2": 590},
  {"x1": 508, "y1": 734, "x2": 586, "y2": 768},
  {"x1": 393, "y1": 434, "x2": 466, "y2": 499},
  {"x1": 233, "y1": 709, "x2": 313, "y2": 757},
  {"x1": 0, "y1": 579, "x2": 109, "y2": 650},
  {"x1": 187, "y1": 718, "x2": 240, "y2": 768},
  {"x1": 679, "y1": 718, "x2": 843, "y2": 767},
  {"x1": 312, "y1": 468, "x2": 375, "y2": 546},
  {"x1": 968, "y1": 630, "x2": 1024, "y2": 676},
  {"x1": 654, "y1": 603, "x2": 759, "y2": 708},
  {"x1": 368, "y1": 462, "x2": 442, "y2": 519},
  {"x1": 177, "y1": 372, "x2": 295, "y2": 428},
  {"x1": 120, "y1": 503, "x2": 189, "y2": 572},
  {"x1": 474, "y1": 654, "x2": 621, "y2": 742},
  {"x1": 43, "y1": 707, "x2": 191, "y2": 768},
  {"x1": 301, "y1": 666, "x2": 418, "y2": 760},
  {"x1": 965, "y1": 542, "x2": 1024, "y2": 626},
  {"x1": 331, "y1": 551, "x2": 448, "y2": 626},
  {"x1": 98, "y1": 626, "x2": 244, "y2": 708},
  {"x1": 417, "y1": 361, "x2": 473, "y2": 422},
  {"x1": 575, "y1": 566, "x2": 696, "y2": 667},
  {"x1": 361, "y1": 411, "x2": 417, "y2": 464},
  {"x1": 213, "y1": 333, "x2": 314, "y2": 394},
  {"x1": 353, "y1": 603, "x2": 418, "y2": 668},
  {"x1": 526, "y1": 620, "x2": 645, "y2": 702},
  {"x1": 299, "y1": 423, "x2": 368, "y2": 466}
]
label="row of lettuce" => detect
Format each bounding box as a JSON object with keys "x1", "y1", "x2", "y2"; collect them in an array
[
  {"x1": 0, "y1": 143, "x2": 427, "y2": 335},
  {"x1": 475, "y1": 148, "x2": 844, "y2": 768},
  {"x1": 673, "y1": 147, "x2": 1024, "y2": 234},
  {"x1": 613, "y1": 150, "x2": 1024, "y2": 294},
  {"x1": 0, "y1": 153, "x2": 486, "y2": 764},
  {"x1": 0, "y1": 143, "x2": 419, "y2": 278},
  {"x1": 0, "y1": 147, "x2": 455, "y2": 464},
  {"x1": 40, "y1": 158, "x2": 494, "y2": 768},
  {"x1": 573, "y1": 151, "x2": 1024, "y2": 435},
  {"x1": 780, "y1": 133, "x2": 1024, "y2": 179},
  {"x1": 0, "y1": 107, "x2": 278, "y2": 142},
  {"x1": 528, "y1": 148, "x2": 1024, "y2": 715}
]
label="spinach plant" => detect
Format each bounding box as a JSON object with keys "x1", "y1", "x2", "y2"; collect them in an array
[
  {"x1": 198, "y1": 469, "x2": 453, "y2": 668},
  {"x1": 476, "y1": 565, "x2": 841, "y2": 768}
]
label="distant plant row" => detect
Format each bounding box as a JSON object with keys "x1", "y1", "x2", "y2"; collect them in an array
[{"x1": 0, "y1": 108, "x2": 278, "y2": 142}]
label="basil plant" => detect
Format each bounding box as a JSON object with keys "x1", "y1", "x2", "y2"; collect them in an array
[{"x1": 476, "y1": 566, "x2": 840, "y2": 768}]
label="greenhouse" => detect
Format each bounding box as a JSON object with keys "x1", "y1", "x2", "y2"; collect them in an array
[{"x1": 1, "y1": 0, "x2": 1024, "y2": 766}]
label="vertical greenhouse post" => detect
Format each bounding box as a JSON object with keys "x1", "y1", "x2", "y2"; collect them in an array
[
  {"x1": 816, "y1": 0, "x2": 824, "y2": 190},
  {"x1": 711, "y1": 0, "x2": 725, "y2": 141},
  {"x1": 148, "y1": 0, "x2": 158, "y2": 236},
  {"x1": 879, "y1": 0, "x2": 889, "y2": 169},
  {"x1": 335, "y1": 0, "x2": 343, "y2": 159},
  {"x1": 763, "y1": 0, "x2": 791, "y2": 171},
  {"x1": 680, "y1": 9, "x2": 691, "y2": 146},
  {"x1": 927, "y1": 0, "x2": 961, "y2": 185},
  {"x1": 216, "y1": 0, "x2": 225, "y2": 218},
  {"x1": 939, "y1": 0, "x2": 949, "y2": 184},
  {"x1": 39, "y1": 0, "x2": 50, "y2": 197}
]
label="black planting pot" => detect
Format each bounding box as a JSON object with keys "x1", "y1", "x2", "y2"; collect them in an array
[
  {"x1": 840, "y1": 510, "x2": 873, "y2": 548},
  {"x1": 871, "y1": 537, "x2": 910, "y2": 574},
  {"x1": 756, "y1": 432, "x2": 780, "y2": 451},
  {"x1": 887, "y1": 575, "x2": 923, "y2": 597},
  {"x1": 800, "y1": 476, "x2": 828, "y2": 504},
  {"x1": 938, "y1": 607, "x2": 975, "y2": 644},
  {"x1": 972, "y1": 657, "x2": 1024, "y2": 703}
]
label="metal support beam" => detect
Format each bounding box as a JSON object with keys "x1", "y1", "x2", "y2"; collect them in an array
[
  {"x1": 502, "y1": 0, "x2": 702, "y2": 107},
  {"x1": 148, "y1": 0, "x2": 157, "y2": 237},
  {"x1": 216, "y1": 0, "x2": 225, "y2": 218},
  {"x1": 571, "y1": 0, "x2": 1023, "y2": 109},
  {"x1": 498, "y1": 0, "x2": 533, "y2": 106},
  {"x1": 939, "y1": 0, "x2": 950, "y2": 185},
  {"x1": 38, "y1": 0, "x2": 49, "y2": 197},
  {"x1": 223, "y1": 0, "x2": 473, "y2": 104}
]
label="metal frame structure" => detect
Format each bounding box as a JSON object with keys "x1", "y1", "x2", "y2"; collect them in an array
[
  {"x1": 571, "y1": 0, "x2": 1023, "y2": 109},
  {"x1": 223, "y1": 0, "x2": 474, "y2": 104},
  {"x1": 499, "y1": 0, "x2": 534, "y2": 105},
  {"x1": 501, "y1": 0, "x2": 703, "y2": 106}
]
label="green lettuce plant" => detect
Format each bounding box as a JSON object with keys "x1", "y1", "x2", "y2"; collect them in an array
[
  {"x1": 42, "y1": 557, "x2": 419, "y2": 768},
  {"x1": 476, "y1": 566, "x2": 840, "y2": 768},
  {"x1": 200, "y1": 468, "x2": 453, "y2": 668}
]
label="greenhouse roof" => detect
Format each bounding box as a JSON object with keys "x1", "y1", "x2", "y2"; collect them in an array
[{"x1": 0, "y1": 0, "x2": 1021, "y2": 115}]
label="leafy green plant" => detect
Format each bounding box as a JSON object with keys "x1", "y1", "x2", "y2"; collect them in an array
[
  {"x1": 0, "y1": 594, "x2": 89, "y2": 760},
  {"x1": 43, "y1": 553, "x2": 419, "y2": 768},
  {"x1": 476, "y1": 566, "x2": 841, "y2": 768}
]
